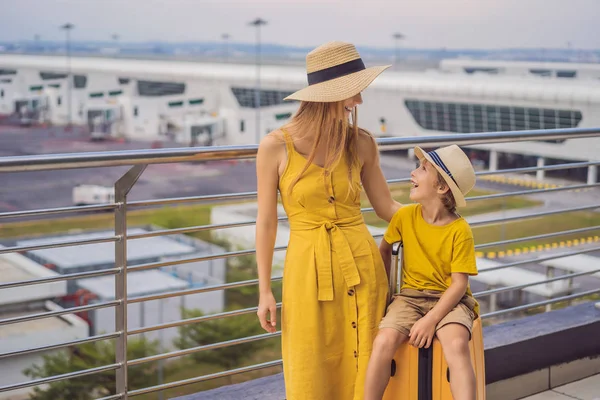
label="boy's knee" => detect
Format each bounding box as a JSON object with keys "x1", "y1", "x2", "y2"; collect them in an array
[
  {"x1": 373, "y1": 328, "x2": 406, "y2": 354},
  {"x1": 444, "y1": 336, "x2": 470, "y2": 361}
]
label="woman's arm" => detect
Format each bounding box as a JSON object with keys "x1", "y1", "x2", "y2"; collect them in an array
[
  {"x1": 255, "y1": 133, "x2": 282, "y2": 333},
  {"x1": 359, "y1": 132, "x2": 402, "y2": 222}
]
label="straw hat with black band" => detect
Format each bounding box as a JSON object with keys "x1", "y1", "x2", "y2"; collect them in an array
[
  {"x1": 284, "y1": 41, "x2": 391, "y2": 103},
  {"x1": 413, "y1": 145, "x2": 476, "y2": 208}
]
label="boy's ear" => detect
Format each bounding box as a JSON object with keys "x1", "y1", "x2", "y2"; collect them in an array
[{"x1": 437, "y1": 182, "x2": 450, "y2": 195}]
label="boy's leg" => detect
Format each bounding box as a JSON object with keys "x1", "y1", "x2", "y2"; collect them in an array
[
  {"x1": 364, "y1": 295, "x2": 421, "y2": 400},
  {"x1": 435, "y1": 303, "x2": 476, "y2": 400}
]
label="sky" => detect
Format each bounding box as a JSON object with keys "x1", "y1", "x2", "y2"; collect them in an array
[{"x1": 0, "y1": 0, "x2": 598, "y2": 50}]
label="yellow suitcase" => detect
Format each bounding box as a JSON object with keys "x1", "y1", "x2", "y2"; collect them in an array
[{"x1": 382, "y1": 242, "x2": 486, "y2": 400}]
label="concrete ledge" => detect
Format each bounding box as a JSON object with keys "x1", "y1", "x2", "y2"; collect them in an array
[
  {"x1": 483, "y1": 301, "x2": 600, "y2": 384},
  {"x1": 174, "y1": 302, "x2": 600, "y2": 400}
]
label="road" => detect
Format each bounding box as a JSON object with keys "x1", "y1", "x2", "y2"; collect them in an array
[{"x1": 0, "y1": 126, "x2": 414, "y2": 216}]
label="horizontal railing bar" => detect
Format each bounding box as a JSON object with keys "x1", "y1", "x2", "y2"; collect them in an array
[
  {"x1": 467, "y1": 183, "x2": 600, "y2": 202},
  {"x1": 476, "y1": 160, "x2": 600, "y2": 176},
  {"x1": 129, "y1": 277, "x2": 282, "y2": 304},
  {"x1": 475, "y1": 267, "x2": 600, "y2": 298},
  {"x1": 127, "y1": 359, "x2": 283, "y2": 397},
  {"x1": 127, "y1": 191, "x2": 258, "y2": 208},
  {"x1": 129, "y1": 331, "x2": 281, "y2": 366},
  {"x1": 0, "y1": 332, "x2": 121, "y2": 359},
  {"x1": 482, "y1": 288, "x2": 600, "y2": 319},
  {"x1": 128, "y1": 245, "x2": 287, "y2": 274},
  {"x1": 470, "y1": 204, "x2": 600, "y2": 227},
  {"x1": 127, "y1": 217, "x2": 289, "y2": 240},
  {"x1": 128, "y1": 303, "x2": 282, "y2": 336},
  {"x1": 0, "y1": 203, "x2": 117, "y2": 220},
  {"x1": 0, "y1": 363, "x2": 120, "y2": 393},
  {"x1": 1, "y1": 128, "x2": 598, "y2": 173},
  {"x1": 474, "y1": 225, "x2": 600, "y2": 250},
  {"x1": 96, "y1": 395, "x2": 123, "y2": 400},
  {"x1": 0, "y1": 267, "x2": 120, "y2": 290},
  {"x1": 475, "y1": 246, "x2": 600, "y2": 273},
  {"x1": 0, "y1": 235, "x2": 119, "y2": 255},
  {"x1": 0, "y1": 300, "x2": 120, "y2": 326}
]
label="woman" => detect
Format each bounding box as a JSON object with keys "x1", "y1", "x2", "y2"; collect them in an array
[{"x1": 255, "y1": 41, "x2": 401, "y2": 400}]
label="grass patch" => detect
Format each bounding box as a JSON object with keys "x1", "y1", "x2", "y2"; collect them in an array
[
  {"x1": 0, "y1": 204, "x2": 213, "y2": 242},
  {"x1": 473, "y1": 211, "x2": 600, "y2": 252}
]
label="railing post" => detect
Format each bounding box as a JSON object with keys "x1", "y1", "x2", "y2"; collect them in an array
[{"x1": 115, "y1": 165, "x2": 147, "y2": 399}]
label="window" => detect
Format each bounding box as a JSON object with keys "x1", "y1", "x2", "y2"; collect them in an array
[
  {"x1": 240, "y1": 120, "x2": 245, "y2": 132},
  {"x1": 48, "y1": 83, "x2": 60, "y2": 88},
  {"x1": 404, "y1": 99, "x2": 582, "y2": 141},
  {"x1": 133, "y1": 106, "x2": 139, "y2": 117},
  {"x1": 0, "y1": 69, "x2": 17, "y2": 75},
  {"x1": 231, "y1": 87, "x2": 296, "y2": 108},
  {"x1": 40, "y1": 72, "x2": 68, "y2": 80},
  {"x1": 89, "y1": 92, "x2": 104, "y2": 98},
  {"x1": 556, "y1": 70, "x2": 577, "y2": 78},
  {"x1": 109, "y1": 90, "x2": 123, "y2": 97},
  {"x1": 168, "y1": 100, "x2": 184, "y2": 108},
  {"x1": 74, "y1": 75, "x2": 87, "y2": 89},
  {"x1": 29, "y1": 85, "x2": 43, "y2": 92},
  {"x1": 189, "y1": 98, "x2": 204, "y2": 105},
  {"x1": 118, "y1": 77, "x2": 130, "y2": 85},
  {"x1": 0, "y1": 89, "x2": 3, "y2": 98},
  {"x1": 138, "y1": 80, "x2": 185, "y2": 96},
  {"x1": 530, "y1": 69, "x2": 552, "y2": 77},
  {"x1": 57, "y1": 97, "x2": 62, "y2": 106},
  {"x1": 463, "y1": 67, "x2": 500, "y2": 74},
  {"x1": 275, "y1": 112, "x2": 292, "y2": 120}
]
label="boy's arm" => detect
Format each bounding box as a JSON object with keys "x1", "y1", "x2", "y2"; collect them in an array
[
  {"x1": 409, "y1": 273, "x2": 468, "y2": 348},
  {"x1": 423, "y1": 272, "x2": 468, "y2": 323},
  {"x1": 379, "y1": 239, "x2": 393, "y2": 281}
]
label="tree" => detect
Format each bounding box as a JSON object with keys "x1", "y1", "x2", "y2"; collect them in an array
[
  {"x1": 23, "y1": 337, "x2": 160, "y2": 400},
  {"x1": 173, "y1": 308, "x2": 270, "y2": 378}
]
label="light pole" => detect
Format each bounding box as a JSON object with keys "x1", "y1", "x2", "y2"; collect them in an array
[
  {"x1": 221, "y1": 33, "x2": 230, "y2": 62},
  {"x1": 392, "y1": 32, "x2": 404, "y2": 69},
  {"x1": 112, "y1": 33, "x2": 120, "y2": 57},
  {"x1": 60, "y1": 23, "x2": 74, "y2": 129},
  {"x1": 249, "y1": 18, "x2": 267, "y2": 144}
]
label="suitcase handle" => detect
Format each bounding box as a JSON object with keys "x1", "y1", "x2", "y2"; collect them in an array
[{"x1": 388, "y1": 241, "x2": 403, "y2": 304}]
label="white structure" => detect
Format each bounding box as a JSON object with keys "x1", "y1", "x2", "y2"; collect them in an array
[
  {"x1": 0, "y1": 247, "x2": 88, "y2": 400},
  {"x1": 77, "y1": 269, "x2": 222, "y2": 350},
  {"x1": 472, "y1": 257, "x2": 575, "y2": 313},
  {"x1": 439, "y1": 58, "x2": 600, "y2": 80},
  {"x1": 210, "y1": 202, "x2": 386, "y2": 277},
  {"x1": 18, "y1": 227, "x2": 226, "y2": 293},
  {"x1": 1, "y1": 54, "x2": 599, "y2": 177}
]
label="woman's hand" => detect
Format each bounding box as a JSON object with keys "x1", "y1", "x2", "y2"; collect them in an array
[{"x1": 257, "y1": 291, "x2": 278, "y2": 333}]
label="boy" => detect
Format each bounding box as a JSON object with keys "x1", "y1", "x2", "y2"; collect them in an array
[{"x1": 364, "y1": 144, "x2": 479, "y2": 400}]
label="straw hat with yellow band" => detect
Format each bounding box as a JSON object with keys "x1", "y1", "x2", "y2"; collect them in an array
[
  {"x1": 284, "y1": 41, "x2": 391, "y2": 103},
  {"x1": 414, "y1": 145, "x2": 476, "y2": 208}
]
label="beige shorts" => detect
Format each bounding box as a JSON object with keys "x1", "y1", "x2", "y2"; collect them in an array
[{"x1": 379, "y1": 288, "x2": 477, "y2": 338}]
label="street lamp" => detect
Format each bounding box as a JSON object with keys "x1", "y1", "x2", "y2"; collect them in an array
[
  {"x1": 60, "y1": 23, "x2": 74, "y2": 129},
  {"x1": 221, "y1": 33, "x2": 230, "y2": 62},
  {"x1": 112, "y1": 33, "x2": 120, "y2": 57},
  {"x1": 392, "y1": 32, "x2": 404, "y2": 69},
  {"x1": 249, "y1": 18, "x2": 267, "y2": 144}
]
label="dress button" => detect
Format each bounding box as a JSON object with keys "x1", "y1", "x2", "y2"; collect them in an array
[
  {"x1": 347, "y1": 289, "x2": 355, "y2": 296},
  {"x1": 328, "y1": 196, "x2": 335, "y2": 204},
  {"x1": 351, "y1": 322, "x2": 357, "y2": 329},
  {"x1": 354, "y1": 350, "x2": 358, "y2": 357}
]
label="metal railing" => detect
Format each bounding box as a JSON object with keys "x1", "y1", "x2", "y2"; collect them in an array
[{"x1": 0, "y1": 127, "x2": 599, "y2": 399}]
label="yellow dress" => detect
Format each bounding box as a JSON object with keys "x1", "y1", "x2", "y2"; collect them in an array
[{"x1": 279, "y1": 130, "x2": 389, "y2": 400}]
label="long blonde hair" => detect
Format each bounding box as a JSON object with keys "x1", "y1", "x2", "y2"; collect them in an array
[{"x1": 283, "y1": 100, "x2": 362, "y2": 197}]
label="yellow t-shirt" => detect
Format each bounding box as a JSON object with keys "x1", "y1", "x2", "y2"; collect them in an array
[{"x1": 383, "y1": 203, "x2": 479, "y2": 315}]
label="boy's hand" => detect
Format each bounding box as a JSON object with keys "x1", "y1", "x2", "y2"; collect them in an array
[{"x1": 409, "y1": 315, "x2": 437, "y2": 348}]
